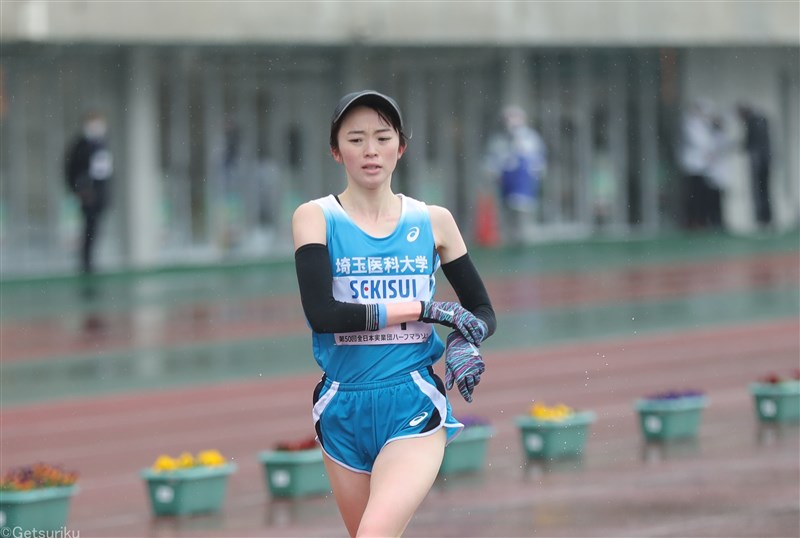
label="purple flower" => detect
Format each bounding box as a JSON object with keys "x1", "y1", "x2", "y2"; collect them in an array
[
  {"x1": 644, "y1": 389, "x2": 705, "y2": 401},
  {"x1": 459, "y1": 415, "x2": 490, "y2": 428}
]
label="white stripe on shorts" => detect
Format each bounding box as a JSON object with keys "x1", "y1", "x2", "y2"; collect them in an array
[
  {"x1": 410, "y1": 370, "x2": 447, "y2": 429},
  {"x1": 312, "y1": 381, "x2": 339, "y2": 423}
]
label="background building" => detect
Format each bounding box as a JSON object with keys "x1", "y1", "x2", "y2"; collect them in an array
[{"x1": 1, "y1": 1, "x2": 798, "y2": 276}]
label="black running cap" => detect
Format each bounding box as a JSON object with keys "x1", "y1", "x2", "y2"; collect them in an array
[{"x1": 331, "y1": 90, "x2": 404, "y2": 129}]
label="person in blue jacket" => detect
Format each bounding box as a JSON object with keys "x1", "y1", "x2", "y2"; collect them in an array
[
  {"x1": 292, "y1": 90, "x2": 496, "y2": 537},
  {"x1": 485, "y1": 105, "x2": 547, "y2": 246}
]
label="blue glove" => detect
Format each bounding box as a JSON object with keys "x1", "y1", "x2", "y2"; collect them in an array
[
  {"x1": 419, "y1": 301, "x2": 488, "y2": 345},
  {"x1": 444, "y1": 330, "x2": 485, "y2": 403}
]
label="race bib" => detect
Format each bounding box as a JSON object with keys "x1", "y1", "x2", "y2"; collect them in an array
[{"x1": 332, "y1": 274, "x2": 432, "y2": 346}]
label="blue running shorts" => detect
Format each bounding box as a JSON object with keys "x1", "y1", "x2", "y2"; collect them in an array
[{"x1": 312, "y1": 366, "x2": 464, "y2": 474}]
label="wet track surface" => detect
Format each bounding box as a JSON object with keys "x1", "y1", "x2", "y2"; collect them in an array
[{"x1": 1, "y1": 231, "x2": 798, "y2": 537}]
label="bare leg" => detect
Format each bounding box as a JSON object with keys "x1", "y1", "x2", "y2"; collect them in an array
[
  {"x1": 357, "y1": 429, "x2": 446, "y2": 537},
  {"x1": 323, "y1": 453, "x2": 370, "y2": 537}
]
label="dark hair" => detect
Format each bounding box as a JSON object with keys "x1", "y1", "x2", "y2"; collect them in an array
[{"x1": 329, "y1": 94, "x2": 407, "y2": 151}]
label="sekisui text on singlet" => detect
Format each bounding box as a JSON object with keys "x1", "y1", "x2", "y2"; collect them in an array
[{"x1": 309, "y1": 194, "x2": 445, "y2": 383}]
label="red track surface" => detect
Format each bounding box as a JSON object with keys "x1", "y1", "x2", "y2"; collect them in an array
[
  {"x1": 2, "y1": 253, "x2": 797, "y2": 363},
  {"x1": 2, "y1": 318, "x2": 798, "y2": 537},
  {"x1": 2, "y1": 248, "x2": 799, "y2": 536}
]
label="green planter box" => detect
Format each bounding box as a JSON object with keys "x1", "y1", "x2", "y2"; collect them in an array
[
  {"x1": 0, "y1": 486, "x2": 77, "y2": 531},
  {"x1": 515, "y1": 412, "x2": 596, "y2": 460},
  {"x1": 141, "y1": 464, "x2": 236, "y2": 517},
  {"x1": 259, "y1": 449, "x2": 330, "y2": 499},
  {"x1": 750, "y1": 381, "x2": 800, "y2": 423},
  {"x1": 439, "y1": 425, "x2": 493, "y2": 476},
  {"x1": 636, "y1": 395, "x2": 707, "y2": 441}
]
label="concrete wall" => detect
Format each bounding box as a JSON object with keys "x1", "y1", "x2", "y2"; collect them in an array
[{"x1": 2, "y1": 1, "x2": 798, "y2": 46}]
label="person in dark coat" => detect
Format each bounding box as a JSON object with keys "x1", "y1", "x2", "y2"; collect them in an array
[
  {"x1": 678, "y1": 99, "x2": 716, "y2": 231},
  {"x1": 64, "y1": 112, "x2": 113, "y2": 273},
  {"x1": 736, "y1": 104, "x2": 773, "y2": 229}
]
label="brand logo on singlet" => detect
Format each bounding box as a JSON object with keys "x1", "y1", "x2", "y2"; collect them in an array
[
  {"x1": 409, "y1": 412, "x2": 429, "y2": 426},
  {"x1": 406, "y1": 226, "x2": 420, "y2": 242},
  {"x1": 349, "y1": 277, "x2": 419, "y2": 300}
]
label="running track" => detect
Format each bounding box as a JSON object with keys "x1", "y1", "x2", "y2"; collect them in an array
[
  {"x1": 1, "y1": 241, "x2": 798, "y2": 537},
  {"x1": 2, "y1": 253, "x2": 796, "y2": 363}
]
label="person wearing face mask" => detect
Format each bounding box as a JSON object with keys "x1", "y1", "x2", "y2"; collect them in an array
[{"x1": 64, "y1": 112, "x2": 113, "y2": 274}]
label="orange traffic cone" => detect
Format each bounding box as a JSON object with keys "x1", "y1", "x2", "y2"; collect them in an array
[{"x1": 475, "y1": 193, "x2": 500, "y2": 247}]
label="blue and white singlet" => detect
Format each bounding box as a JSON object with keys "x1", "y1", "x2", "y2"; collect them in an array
[{"x1": 309, "y1": 194, "x2": 445, "y2": 383}]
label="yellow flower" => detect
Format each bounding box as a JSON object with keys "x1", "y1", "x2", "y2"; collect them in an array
[
  {"x1": 553, "y1": 404, "x2": 574, "y2": 418},
  {"x1": 177, "y1": 452, "x2": 195, "y2": 468},
  {"x1": 152, "y1": 455, "x2": 178, "y2": 472},
  {"x1": 196, "y1": 449, "x2": 225, "y2": 467},
  {"x1": 150, "y1": 450, "x2": 226, "y2": 472},
  {"x1": 530, "y1": 402, "x2": 574, "y2": 421}
]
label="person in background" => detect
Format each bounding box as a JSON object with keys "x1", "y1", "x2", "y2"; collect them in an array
[
  {"x1": 678, "y1": 99, "x2": 717, "y2": 231},
  {"x1": 737, "y1": 103, "x2": 773, "y2": 231},
  {"x1": 706, "y1": 113, "x2": 738, "y2": 232},
  {"x1": 292, "y1": 90, "x2": 496, "y2": 536},
  {"x1": 484, "y1": 105, "x2": 547, "y2": 246},
  {"x1": 64, "y1": 111, "x2": 113, "y2": 274}
]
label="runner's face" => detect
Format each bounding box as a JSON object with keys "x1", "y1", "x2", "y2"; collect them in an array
[{"x1": 332, "y1": 106, "x2": 405, "y2": 189}]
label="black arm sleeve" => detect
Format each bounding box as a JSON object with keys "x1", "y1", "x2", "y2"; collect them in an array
[
  {"x1": 441, "y1": 253, "x2": 497, "y2": 338},
  {"x1": 294, "y1": 243, "x2": 381, "y2": 333}
]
